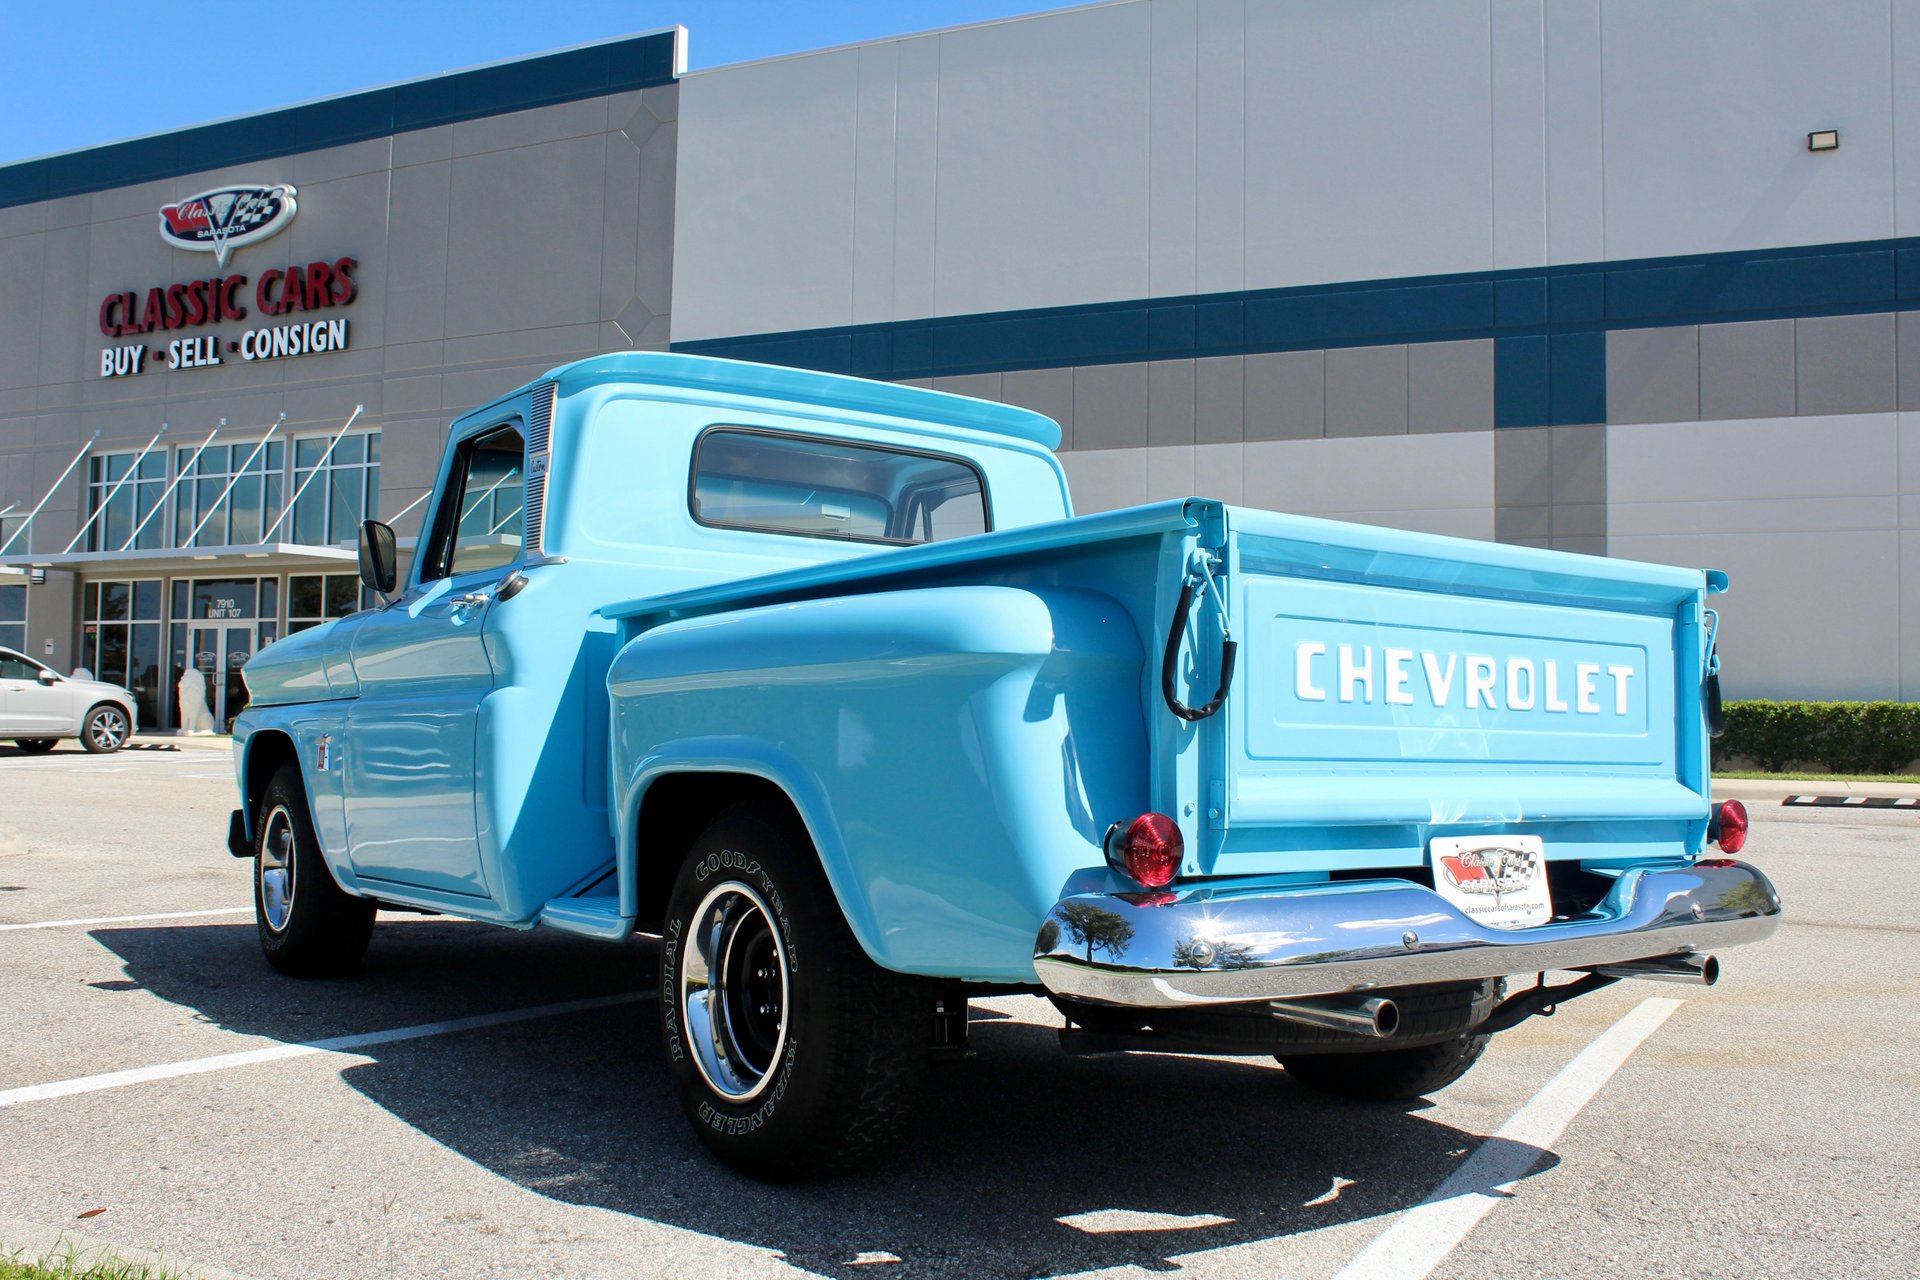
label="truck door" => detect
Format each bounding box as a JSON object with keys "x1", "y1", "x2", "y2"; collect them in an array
[{"x1": 343, "y1": 420, "x2": 526, "y2": 899}]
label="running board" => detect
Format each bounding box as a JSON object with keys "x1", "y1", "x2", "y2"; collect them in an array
[{"x1": 538, "y1": 895, "x2": 630, "y2": 941}]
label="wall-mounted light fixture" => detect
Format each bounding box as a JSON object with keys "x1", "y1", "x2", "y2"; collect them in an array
[{"x1": 1808, "y1": 130, "x2": 1840, "y2": 152}]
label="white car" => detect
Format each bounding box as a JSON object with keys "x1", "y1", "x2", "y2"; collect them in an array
[{"x1": 0, "y1": 646, "x2": 139, "y2": 754}]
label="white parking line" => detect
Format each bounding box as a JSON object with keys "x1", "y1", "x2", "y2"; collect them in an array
[
  {"x1": 0, "y1": 992, "x2": 653, "y2": 1109},
  {"x1": 0, "y1": 906, "x2": 252, "y2": 932},
  {"x1": 1332, "y1": 996, "x2": 1684, "y2": 1280}
]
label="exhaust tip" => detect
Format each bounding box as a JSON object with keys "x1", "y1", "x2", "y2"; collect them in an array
[
  {"x1": 1699, "y1": 954, "x2": 1721, "y2": 987},
  {"x1": 1371, "y1": 999, "x2": 1400, "y2": 1038}
]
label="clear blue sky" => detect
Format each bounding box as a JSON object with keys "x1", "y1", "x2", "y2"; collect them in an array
[{"x1": 0, "y1": 0, "x2": 1074, "y2": 166}]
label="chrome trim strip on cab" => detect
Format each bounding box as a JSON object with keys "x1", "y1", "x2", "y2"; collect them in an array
[{"x1": 1033, "y1": 859, "x2": 1781, "y2": 1007}]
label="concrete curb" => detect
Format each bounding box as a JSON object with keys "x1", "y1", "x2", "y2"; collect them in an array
[
  {"x1": 128, "y1": 734, "x2": 233, "y2": 753},
  {"x1": 1712, "y1": 778, "x2": 1920, "y2": 803},
  {"x1": 0, "y1": 1215, "x2": 256, "y2": 1280}
]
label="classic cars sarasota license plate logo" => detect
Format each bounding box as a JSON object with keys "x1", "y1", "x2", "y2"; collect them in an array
[
  {"x1": 1430, "y1": 835, "x2": 1551, "y2": 929},
  {"x1": 158, "y1": 184, "x2": 298, "y2": 267}
]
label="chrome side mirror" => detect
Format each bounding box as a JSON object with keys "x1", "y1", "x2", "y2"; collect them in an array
[
  {"x1": 36, "y1": 668, "x2": 58, "y2": 685},
  {"x1": 358, "y1": 519, "x2": 398, "y2": 596}
]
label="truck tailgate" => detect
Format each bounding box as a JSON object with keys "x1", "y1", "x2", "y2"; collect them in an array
[{"x1": 1221, "y1": 508, "x2": 1712, "y2": 835}]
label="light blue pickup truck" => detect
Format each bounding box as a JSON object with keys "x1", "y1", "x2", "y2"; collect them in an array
[{"x1": 230, "y1": 352, "x2": 1779, "y2": 1179}]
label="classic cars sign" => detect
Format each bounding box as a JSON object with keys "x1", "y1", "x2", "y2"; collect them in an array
[
  {"x1": 158, "y1": 184, "x2": 298, "y2": 267},
  {"x1": 97, "y1": 182, "x2": 355, "y2": 379}
]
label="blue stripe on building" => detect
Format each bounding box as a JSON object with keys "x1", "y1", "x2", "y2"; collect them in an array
[
  {"x1": 675, "y1": 235, "x2": 1920, "y2": 429},
  {"x1": 0, "y1": 31, "x2": 679, "y2": 211}
]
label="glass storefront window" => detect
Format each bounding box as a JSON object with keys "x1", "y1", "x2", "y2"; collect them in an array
[
  {"x1": 79, "y1": 578, "x2": 164, "y2": 728},
  {"x1": 291, "y1": 431, "x2": 380, "y2": 546},
  {"x1": 0, "y1": 582, "x2": 25, "y2": 652},
  {"x1": 287, "y1": 572, "x2": 368, "y2": 634},
  {"x1": 86, "y1": 450, "x2": 168, "y2": 551},
  {"x1": 174, "y1": 440, "x2": 285, "y2": 548}
]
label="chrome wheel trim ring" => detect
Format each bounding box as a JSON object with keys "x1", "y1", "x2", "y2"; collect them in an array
[
  {"x1": 680, "y1": 879, "x2": 790, "y2": 1103},
  {"x1": 88, "y1": 708, "x2": 128, "y2": 750},
  {"x1": 258, "y1": 804, "x2": 297, "y2": 933}
]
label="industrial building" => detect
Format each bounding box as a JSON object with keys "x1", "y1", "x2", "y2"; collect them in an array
[{"x1": 4, "y1": 1, "x2": 1917, "y2": 730}]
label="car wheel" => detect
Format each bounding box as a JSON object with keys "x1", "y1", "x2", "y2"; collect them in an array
[
  {"x1": 660, "y1": 805, "x2": 930, "y2": 1181},
  {"x1": 79, "y1": 704, "x2": 131, "y2": 754},
  {"x1": 255, "y1": 760, "x2": 376, "y2": 977},
  {"x1": 1279, "y1": 1031, "x2": 1492, "y2": 1102},
  {"x1": 12, "y1": 738, "x2": 57, "y2": 754}
]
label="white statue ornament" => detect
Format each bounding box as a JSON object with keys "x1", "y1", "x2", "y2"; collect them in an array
[{"x1": 176, "y1": 667, "x2": 217, "y2": 734}]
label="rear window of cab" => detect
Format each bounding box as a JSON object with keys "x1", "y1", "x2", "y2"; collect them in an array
[{"x1": 690, "y1": 428, "x2": 990, "y2": 546}]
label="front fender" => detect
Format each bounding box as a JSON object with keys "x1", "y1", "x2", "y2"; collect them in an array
[{"x1": 608, "y1": 585, "x2": 1147, "y2": 981}]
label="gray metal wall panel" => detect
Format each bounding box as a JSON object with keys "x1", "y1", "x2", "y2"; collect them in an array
[
  {"x1": 1146, "y1": 359, "x2": 1196, "y2": 446},
  {"x1": 1148, "y1": 0, "x2": 1200, "y2": 299},
  {"x1": 932, "y1": 4, "x2": 1152, "y2": 317},
  {"x1": 1491, "y1": 0, "x2": 1549, "y2": 270},
  {"x1": 1408, "y1": 339, "x2": 1496, "y2": 434},
  {"x1": 1071, "y1": 363, "x2": 1148, "y2": 451},
  {"x1": 891, "y1": 37, "x2": 942, "y2": 323},
  {"x1": 672, "y1": 51, "x2": 860, "y2": 339},
  {"x1": 1606, "y1": 326, "x2": 1699, "y2": 424},
  {"x1": 1699, "y1": 320, "x2": 1797, "y2": 421},
  {"x1": 1244, "y1": 350, "x2": 1323, "y2": 442},
  {"x1": 1899, "y1": 0, "x2": 1920, "y2": 237},
  {"x1": 1600, "y1": 0, "x2": 1896, "y2": 259},
  {"x1": 1193, "y1": 356, "x2": 1244, "y2": 445},
  {"x1": 1192, "y1": 0, "x2": 1246, "y2": 295},
  {"x1": 1902, "y1": 313, "x2": 1920, "y2": 411},
  {"x1": 1796, "y1": 313, "x2": 1897, "y2": 416},
  {"x1": 1542, "y1": 0, "x2": 1605, "y2": 263},
  {"x1": 1324, "y1": 345, "x2": 1409, "y2": 438},
  {"x1": 1240, "y1": 1, "x2": 1493, "y2": 290}
]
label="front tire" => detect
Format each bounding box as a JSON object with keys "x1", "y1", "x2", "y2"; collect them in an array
[
  {"x1": 79, "y1": 704, "x2": 130, "y2": 754},
  {"x1": 254, "y1": 761, "x2": 375, "y2": 977},
  {"x1": 12, "y1": 738, "x2": 57, "y2": 754},
  {"x1": 660, "y1": 805, "x2": 929, "y2": 1181}
]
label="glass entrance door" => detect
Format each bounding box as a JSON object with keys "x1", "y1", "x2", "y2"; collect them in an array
[{"x1": 186, "y1": 624, "x2": 256, "y2": 731}]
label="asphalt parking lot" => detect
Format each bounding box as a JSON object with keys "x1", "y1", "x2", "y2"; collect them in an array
[{"x1": 1, "y1": 743, "x2": 1915, "y2": 1280}]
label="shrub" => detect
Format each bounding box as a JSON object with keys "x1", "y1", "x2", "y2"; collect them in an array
[{"x1": 1713, "y1": 700, "x2": 1920, "y2": 774}]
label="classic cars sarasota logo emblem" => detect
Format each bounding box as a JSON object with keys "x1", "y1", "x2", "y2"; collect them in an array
[
  {"x1": 1437, "y1": 846, "x2": 1538, "y2": 900},
  {"x1": 158, "y1": 184, "x2": 298, "y2": 267}
]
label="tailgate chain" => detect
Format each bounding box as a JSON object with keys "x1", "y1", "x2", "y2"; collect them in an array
[{"x1": 1162, "y1": 551, "x2": 1239, "y2": 722}]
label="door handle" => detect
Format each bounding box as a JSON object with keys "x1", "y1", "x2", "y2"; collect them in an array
[{"x1": 448, "y1": 591, "x2": 492, "y2": 618}]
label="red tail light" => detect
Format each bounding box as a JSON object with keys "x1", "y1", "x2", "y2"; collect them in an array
[
  {"x1": 1113, "y1": 813, "x2": 1184, "y2": 888},
  {"x1": 1710, "y1": 799, "x2": 1748, "y2": 854}
]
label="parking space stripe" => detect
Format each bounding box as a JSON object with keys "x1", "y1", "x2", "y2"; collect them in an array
[
  {"x1": 0, "y1": 991, "x2": 653, "y2": 1109},
  {"x1": 1332, "y1": 996, "x2": 1684, "y2": 1280},
  {"x1": 0, "y1": 906, "x2": 252, "y2": 932}
]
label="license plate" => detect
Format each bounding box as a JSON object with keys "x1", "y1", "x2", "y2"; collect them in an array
[{"x1": 1430, "y1": 835, "x2": 1552, "y2": 930}]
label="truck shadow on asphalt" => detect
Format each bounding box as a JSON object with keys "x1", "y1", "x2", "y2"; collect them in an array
[{"x1": 93, "y1": 919, "x2": 1554, "y2": 1280}]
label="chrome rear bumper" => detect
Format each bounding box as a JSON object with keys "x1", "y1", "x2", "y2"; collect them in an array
[{"x1": 1034, "y1": 859, "x2": 1781, "y2": 1007}]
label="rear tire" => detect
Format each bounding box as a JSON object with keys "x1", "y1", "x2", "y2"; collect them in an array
[
  {"x1": 660, "y1": 805, "x2": 929, "y2": 1181},
  {"x1": 254, "y1": 761, "x2": 375, "y2": 977},
  {"x1": 12, "y1": 739, "x2": 57, "y2": 754},
  {"x1": 1280, "y1": 1031, "x2": 1491, "y2": 1101},
  {"x1": 79, "y1": 704, "x2": 130, "y2": 754}
]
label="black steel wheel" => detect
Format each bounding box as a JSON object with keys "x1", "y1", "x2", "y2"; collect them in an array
[
  {"x1": 254, "y1": 760, "x2": 376, "y2": 977},
  {"x1": 660, "y1": 805, "x2": 930, "y2": 1181}
]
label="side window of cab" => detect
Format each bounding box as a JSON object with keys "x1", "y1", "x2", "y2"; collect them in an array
[{"x1": 419, "y1": 423, "x2": 527, "y2": 583}]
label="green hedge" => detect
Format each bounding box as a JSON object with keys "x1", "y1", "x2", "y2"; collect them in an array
[{"x1": 1713, "y1": 700, "x2": 1920, "y2": 774}]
